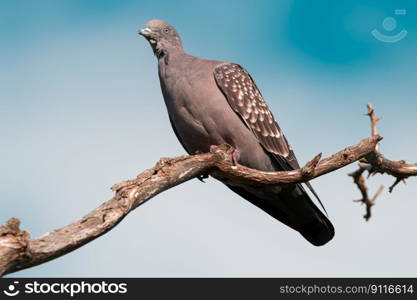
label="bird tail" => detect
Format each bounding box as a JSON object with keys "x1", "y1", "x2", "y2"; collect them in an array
[{"x1": 225, "y1": 183, "x2": 334, "y2": 246}]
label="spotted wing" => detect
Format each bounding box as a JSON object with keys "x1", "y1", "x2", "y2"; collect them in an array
[
  {"x1": 214, "y1": 63, "x2": 327, "y2": 213},
  {"x1": 213, "y1": 63, "x2": 298, "y2": 170}
]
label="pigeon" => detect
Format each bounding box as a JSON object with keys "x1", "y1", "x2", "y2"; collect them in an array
[{"x1": 139, "y1": 19, "x2": 334, "y2": 246}]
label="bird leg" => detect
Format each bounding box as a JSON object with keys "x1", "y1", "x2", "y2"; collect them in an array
[
  {"x1": 196, "y1": 145, "x2": 239, "y2": 181},
  {"x1": 231, "y1": 149, "x2": 240, "y2": 166},
  {"x1": 194, "y1": 149, "x2": 210, "y2": 182}
]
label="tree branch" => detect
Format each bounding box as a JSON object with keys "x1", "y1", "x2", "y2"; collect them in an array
[
  {"x1": 348, "y1": 104, "x2": 417, "y2": 219},
  {"x1": 1, "y1": 104, "x2": 415, "y2": 276},
  {"x1": 0, "y1": 149, "x2": 231, "y2": 277},
  {"x1": 364, "y1": 104, "x2": 417, "y2": 182},
  {"x1": 349, "y1": 165, "x2": 384, "y2": 221}
]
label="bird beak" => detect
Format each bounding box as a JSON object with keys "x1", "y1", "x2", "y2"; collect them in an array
[
  {"x1": 138, "y1": 27, "x2": 152, "y2": 37},
  {"x1": 138, "y1": 27, "x2": 157, "y2": 45}
]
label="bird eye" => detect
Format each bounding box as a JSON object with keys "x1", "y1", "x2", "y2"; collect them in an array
[{"x1": 163, "y1": 27, "x2": 169, "y2": 34}]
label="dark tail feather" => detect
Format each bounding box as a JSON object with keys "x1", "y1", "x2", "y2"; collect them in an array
[
  {"x1": 305, "y1": 181, "x2": 328, "y2": 216},
  {"x1": 225, "y1": 183, "x2": 334, "y2": 246},
  {"x1": 297, "y1": 217, "x2": 334, "y2": 246}
]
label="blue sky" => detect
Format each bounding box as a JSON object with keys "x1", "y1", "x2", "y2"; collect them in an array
[{"x1": 1, "y1": 0, "x2": 417, "y2": 277}]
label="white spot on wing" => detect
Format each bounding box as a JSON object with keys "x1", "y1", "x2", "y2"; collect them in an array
[{"x1": 237, "y1": 90, "x2": 244, "y2": 100}]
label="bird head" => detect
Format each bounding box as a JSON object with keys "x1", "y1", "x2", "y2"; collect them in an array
[{"x1": 138, "y1": 19, "x2": 183, "y2": 57}]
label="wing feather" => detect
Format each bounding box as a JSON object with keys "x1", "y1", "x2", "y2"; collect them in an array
[
  {"x1": 214, "y1": 63, "x2": 327, "y2": 214},
  {"x1": 213, "y1": 63, "x2": 295, "y2": 168}
]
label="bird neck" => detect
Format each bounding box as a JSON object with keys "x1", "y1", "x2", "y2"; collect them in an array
[{"x1": 157, "y1": 44, "x2": 185, "y2": 66}]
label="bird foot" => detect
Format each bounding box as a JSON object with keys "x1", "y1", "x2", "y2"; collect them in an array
[
  {"x1": 210, "y1": 144, "x2": 240, "y2": 166},
  {"x1": 197, "y1": 173, "x2": 209, "y2": 183},
  {"x1": 209, "y1": 144, "x2": 219, "y2": 153},
  {"x1": 232, "y1": 149, "x2": 240, "y2": 166}
]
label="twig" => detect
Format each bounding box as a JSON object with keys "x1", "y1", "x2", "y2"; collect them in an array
[
  {"x1": 348, "y1": 104, "x2": 417, "y2": 220},
  {"x1": 364, "y1": 104, "x2": 417, "y2": 192},
  {"x1": 366, "y1": 103, "x2": 380, "y2": 151},
  {"x1": 349, "y1": 166, "x2": 384, "y2": 221}
]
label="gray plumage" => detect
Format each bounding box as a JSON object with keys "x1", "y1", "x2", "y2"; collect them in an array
[{"x1": 139, "y1": 19, "x2": 334, "y2": 246}]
